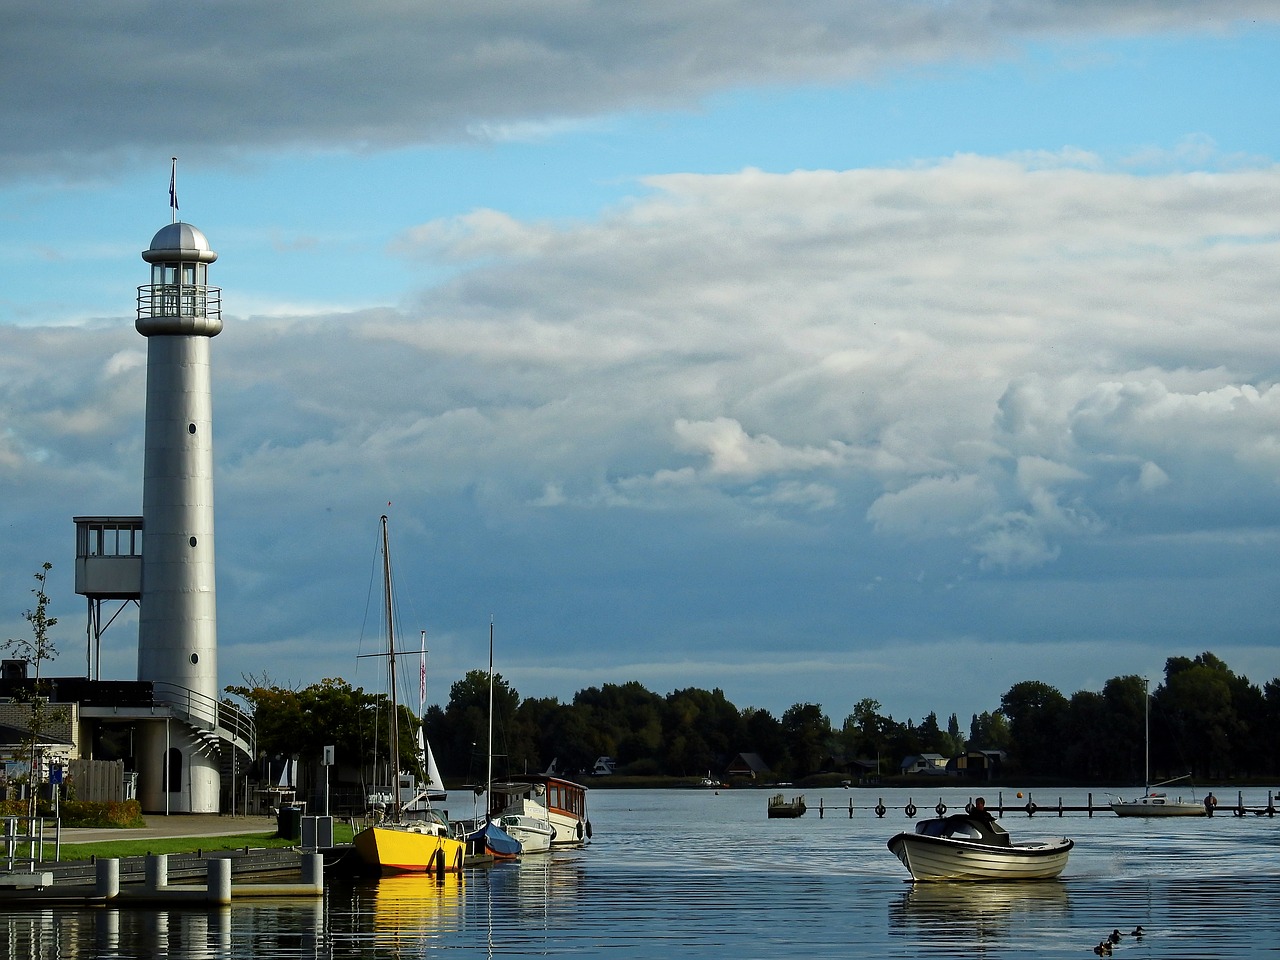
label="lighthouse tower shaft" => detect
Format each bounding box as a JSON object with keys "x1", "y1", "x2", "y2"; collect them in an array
[{"x1": 135, "y1": 222, "x2": 223, "y2": 813}]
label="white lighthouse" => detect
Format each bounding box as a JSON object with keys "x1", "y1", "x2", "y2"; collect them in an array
[{"x1": 134, "y1": 221, "x2": 223, "y2": 813}]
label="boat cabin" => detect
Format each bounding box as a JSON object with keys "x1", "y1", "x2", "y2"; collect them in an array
[{"x1": 917, "y1": 813, "x2": 1011, "y2": 847}]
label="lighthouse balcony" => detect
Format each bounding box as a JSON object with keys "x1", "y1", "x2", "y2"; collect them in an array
[{"x1": 137, "y1": 282, "x2": 221, "y2": 320}]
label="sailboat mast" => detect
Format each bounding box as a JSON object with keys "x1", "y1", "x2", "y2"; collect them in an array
[
  {"x1": 486, "y1": 617, "x2": 494, "y2": 818},
  {"x1": 1143, "y1": 677, "x2": 1150, "y2": 794},
  {"x1": 381, "y1": 515, "x2": 401, "y2": 820}
]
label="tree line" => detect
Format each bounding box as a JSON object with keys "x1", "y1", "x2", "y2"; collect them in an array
[{"x1": 227, "y1": 650, "x2": 1280, "y2": 786}]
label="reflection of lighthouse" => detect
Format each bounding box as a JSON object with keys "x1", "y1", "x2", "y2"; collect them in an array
[{"x1": 135, "y1": 221, "x2": 223, "y2": 813}]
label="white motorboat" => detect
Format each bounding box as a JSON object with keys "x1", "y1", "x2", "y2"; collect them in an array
[
  {"x1": 494, "y1": 812, "x2": 555, "y2": 853},
  {"x1": 887, "y1": 811, "x2": 1073, "y2": 881},
  {"x1": 489, "y1": 775, "x2": 592, "y2": 847}
]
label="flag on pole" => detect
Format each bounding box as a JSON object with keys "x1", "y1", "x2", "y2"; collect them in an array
[
  {"x1": 169, "y1": 157, "x2": 179, "y2": 215},
  {"x1": 419, "y1": 631, "x2": 427, "y2": 709}
]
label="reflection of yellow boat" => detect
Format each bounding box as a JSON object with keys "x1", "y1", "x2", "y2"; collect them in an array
[
  {"x1": 353, "y1": 814, "x2": 467, "y2": 874},
  {"x1": 361, "y1": 873, "x2": 465, "y2": 948}
]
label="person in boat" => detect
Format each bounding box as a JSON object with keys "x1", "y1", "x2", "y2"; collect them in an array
[
  {"x1": 1205, "y1": 792, "x2": 1217, "y2": 816},
  {"x1": 971, "y1": 796, "x2": 996, "y2": 823}
]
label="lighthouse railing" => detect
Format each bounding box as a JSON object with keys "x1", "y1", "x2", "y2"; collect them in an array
[{"x1": 137, "y1": 284, "x2": 222, "y2": 321}]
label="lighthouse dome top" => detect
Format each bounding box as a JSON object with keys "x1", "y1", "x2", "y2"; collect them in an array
[{"x1": 142, "y1": 222, "x2": 218, "y2": 264}]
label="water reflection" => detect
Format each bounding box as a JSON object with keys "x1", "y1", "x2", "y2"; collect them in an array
[
  {"x1": 344, "y1": 872, "x2": 466, "y2": 952},
  {"x1": 889, "y1": 881, "x2": 1069, "y2": 955},
  {"x1": 894, "y1": 880, "x2": 1070, "y2": 923},
  {"x1": 0, "y1": 788, "x2": 1276, "y2": 958}
]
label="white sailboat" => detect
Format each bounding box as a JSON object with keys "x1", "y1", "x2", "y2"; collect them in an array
[
  {"x1": 1111, "y1": 678, "x2": 1206, "y2": 817},
  {"x1": 401, "y1": 632, "x2": 447, "y2": 809}
]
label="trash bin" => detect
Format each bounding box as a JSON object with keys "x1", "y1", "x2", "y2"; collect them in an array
[{"x1": 277, "y1": 805, "x2": 303, "y2": 840}]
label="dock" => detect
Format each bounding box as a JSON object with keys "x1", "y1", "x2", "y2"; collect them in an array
[
  {"x1": 0, "y1": 848, "x2": 329, "y2": 906},
  {"x1": 813, "y1": 789, "x2": 1278, "y2": 818}
]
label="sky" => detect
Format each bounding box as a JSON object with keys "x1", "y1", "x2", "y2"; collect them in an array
[{"x1": 2, "y1": 1, "x2": 1280, "y2": 731}]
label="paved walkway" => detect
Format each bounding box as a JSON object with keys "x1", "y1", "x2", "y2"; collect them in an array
[{"x1": 59, "y1": 814, "x2": 281, "y2": 844}]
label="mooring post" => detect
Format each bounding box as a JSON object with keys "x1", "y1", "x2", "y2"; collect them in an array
[
  {"x1": 301, "y1": 852, "x2": 324, "y2": 892},
  {"x1": 207, "y1": 857, "x2": 232, "y2": 905},
  {"x1": 95, "y1": 857, "x2": 120, "y2": 900},
  {"x1": 145, "y1": 853, "x2": 168, "y2": 891}
]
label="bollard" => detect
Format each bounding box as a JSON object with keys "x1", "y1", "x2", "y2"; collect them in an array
[
  {"x1": 301, "y1": 852, "x2": 324, "y2": 891},
  {"x1": 145, "y1": 853, "x2": 168, "y2": 891},
  {"x1": 96, "y1": 857, "x2": 120, "y2": 900},
  {"x1": 207, "y1": 857, "x2": 232, "y2": 905}
]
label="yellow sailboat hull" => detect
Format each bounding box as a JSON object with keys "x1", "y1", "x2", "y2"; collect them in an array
[{"x1": 353, "y1": 823, "x2": 467, "y2": 874}]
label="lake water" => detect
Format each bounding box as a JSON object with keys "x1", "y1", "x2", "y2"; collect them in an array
[{"x1": 6, "y1": 786, "x2": 1280, "y2": 958}]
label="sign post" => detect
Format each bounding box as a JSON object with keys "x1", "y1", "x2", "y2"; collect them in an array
[{"x1": 322, "y1": 745, "x2": 335, "y2": 816}]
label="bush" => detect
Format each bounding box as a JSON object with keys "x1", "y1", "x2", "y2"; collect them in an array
[{"x1": 0, "y1": 799, "x2": 146, "y2": 828}]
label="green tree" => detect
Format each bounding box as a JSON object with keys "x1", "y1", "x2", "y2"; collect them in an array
[
  {"x1": 946, "y1": 713, "x2": 965, "y2": 757},
  {"x1": 1099, "y1": 675, "x2": 1147, "y2": 783},
  {"x1": 1000, "y1": 680, "x2": 1068, "y2": 776},
  {"x1": 437, "y1": 669, "x2": 522, "y2": 783},
  {"x1": 1156, "y1": 653, "x2": 1250, "y2": 780},
  {"x1": 662, "y1": 687, "x2": 743, "y2": 776},
  {"x1": 742, "y1": 707, "x2": 786, "y2": 774},
  {"x1": 968, "y1": 711, "x2": 1011, "y2": 751},
  {"x1": 4, "y1": 563, "x2": 67, "y2": 818},
  {"x1": 780, "y1": 702, "x2": 830, "y2": 779},
  {"x1": 225, "y1": 676, "x2": 410, "y2": 790}
]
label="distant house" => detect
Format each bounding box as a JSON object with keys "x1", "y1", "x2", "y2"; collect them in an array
[
  {"x1": 725, "y1": 752, "x2": 771, "y2": 780},
  {"x1": 947, "y1": 749, "x2": 1006, "y2": 780},
  {"x1": 900, "y1": 753, "x2": 949, "y2": 776},
  {"x1": 825, "y1": 754, "x2": 879, "y2": 782}
]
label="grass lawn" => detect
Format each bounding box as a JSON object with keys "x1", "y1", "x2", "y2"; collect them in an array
[{"x1": 56, "y1": 823, "x2": 356, "y2": 862}]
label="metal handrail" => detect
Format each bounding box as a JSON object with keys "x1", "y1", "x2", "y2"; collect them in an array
[
  {"x1": 136, "y1": 283, "x2": 222, "y2": 320},
  {"x1": 152, "y1": 681, "x2": 256, "y2": 758},
  {"x1": 3, "y1": 816, "x2": 53, "y2": 870}
]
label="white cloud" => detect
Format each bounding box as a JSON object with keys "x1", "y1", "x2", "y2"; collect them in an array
[{"x1": 5, "y1": 156, "x2": 1280, "y2": 721}]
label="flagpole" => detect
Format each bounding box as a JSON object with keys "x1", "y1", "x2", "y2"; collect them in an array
[{"x1": 169, "y1": 157, "x2": 179, "y2": 223}]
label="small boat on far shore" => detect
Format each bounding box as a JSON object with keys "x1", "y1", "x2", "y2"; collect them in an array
[
  {"x1": 887, "y1": 811, "x2": 1073, "y2": 882},
  {"x1": 767, "y1": 794, "x2": 806, "y2": 818}
]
